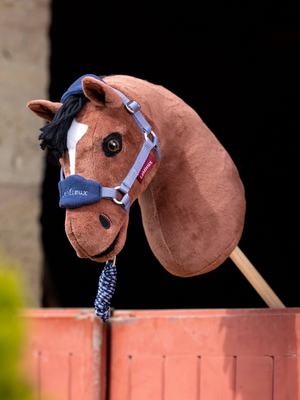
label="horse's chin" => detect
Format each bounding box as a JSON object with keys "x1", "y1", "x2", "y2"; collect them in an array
[
  {"x1": 89, "y1": 222, "x2": 127, "y2": 263},
  {"x1": 65, "y1": 207, "x2": 128, "y2": 263},
  {"x1": 91, "y1": 232, "x2": 120, "y2": 259}
]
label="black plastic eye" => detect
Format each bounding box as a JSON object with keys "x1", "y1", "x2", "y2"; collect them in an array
[
  {"x1": 107, "y1": 139, "x2": 120, "y2": 152},
  {"x1": 102, "y1": 132, "x2": 122, "y2": 157}
]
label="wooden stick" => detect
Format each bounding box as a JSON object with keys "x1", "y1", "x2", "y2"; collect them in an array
[{"x1": 230, "y1": 246, "x2": 285, "y2": 308}]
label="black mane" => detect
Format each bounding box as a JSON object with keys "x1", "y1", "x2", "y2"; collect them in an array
[
  {"x1": 39, "y1": 94, "x2": 87, "y2": 161},
  {"x1": 39, "y1": 75, "x2": 116, "y2": 162}
]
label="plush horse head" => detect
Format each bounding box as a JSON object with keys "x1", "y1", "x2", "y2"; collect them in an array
[{"x1": 27, "y1": 74, "x2": 246, "y2": 278}]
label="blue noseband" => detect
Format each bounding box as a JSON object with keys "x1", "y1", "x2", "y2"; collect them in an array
[
  {"x1": 59, "y1": 175, "x2": 101, "y2": 209},
  {"x1": 58, "y1": 75, "x2": 161, "y2": 215}
]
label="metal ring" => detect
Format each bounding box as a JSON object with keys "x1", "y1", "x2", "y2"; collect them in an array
[
  {"x1": 144, "y1": 130, "x2": 156, "y2": 141},
  {"x1": 106, "y1": 255, "x2": 116, "y2": 267},
  {"x1": 113, "y1": 186, "x2": 124, "y2": 206}
]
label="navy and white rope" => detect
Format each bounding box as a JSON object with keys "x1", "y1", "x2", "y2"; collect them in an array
[{"x1": 94, "y1": 260, "x2": 117, "y2": 322}]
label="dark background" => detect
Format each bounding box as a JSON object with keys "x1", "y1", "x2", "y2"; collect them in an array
[{"x1": 41, "y1": 1, "x2": 299, "y2": 309}]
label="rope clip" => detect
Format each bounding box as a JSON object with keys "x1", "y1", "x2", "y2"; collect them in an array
[{"x1": 107, "y1": 256, "x2": 116, "y2": 267}]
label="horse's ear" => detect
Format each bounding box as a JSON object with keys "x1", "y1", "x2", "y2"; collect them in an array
[
  {"x1": 82, "y1": 76, "x2": 123, "y2": 108},
  {"x1": 27, "y1": 100, "x2": 62, "y2": 122}
]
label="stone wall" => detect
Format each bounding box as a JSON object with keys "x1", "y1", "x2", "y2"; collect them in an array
[{"x1": 0, "y1": 0, "x2": 50, "y2": 305}]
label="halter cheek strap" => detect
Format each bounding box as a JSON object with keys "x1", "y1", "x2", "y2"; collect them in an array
[{"x1": 58, "y1": 74, "x2": 161, "y2": 215}]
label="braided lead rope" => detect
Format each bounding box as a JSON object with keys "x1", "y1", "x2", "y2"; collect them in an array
[{"x1": 94, "y1": 258, "x2": 117, "y2": 322}]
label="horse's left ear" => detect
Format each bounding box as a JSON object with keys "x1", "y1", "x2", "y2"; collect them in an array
[
  {"x1": 27, "y1": 100, "x2": 62, "y2": 122},
  {"x1": 82, "y1": 76, "x2": 123, "y2": 108}
]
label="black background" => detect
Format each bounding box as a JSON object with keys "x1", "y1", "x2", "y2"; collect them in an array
[{"x1": 41, "y1": 1, "x2": 299, "y2": 309}]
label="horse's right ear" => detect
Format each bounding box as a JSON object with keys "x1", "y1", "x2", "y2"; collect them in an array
[
  {"x1": 27, "y1": 100, "x2": 62, "y2": 122},
  {"x1": 82, "y1": 76, "x2": 123, "y2": 108}
]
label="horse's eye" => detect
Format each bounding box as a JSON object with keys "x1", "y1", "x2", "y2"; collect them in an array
[
  {"x1": 102, "y1": 132, "x2": 122, "y2": 157},
  {"x1": 107, "y1": 139, "x2": 120, "y2": 153}
]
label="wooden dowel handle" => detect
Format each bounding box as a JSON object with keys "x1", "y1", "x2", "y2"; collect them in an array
[{"x1": 230, "y1": 246, "x2": 285, "y2": 308}]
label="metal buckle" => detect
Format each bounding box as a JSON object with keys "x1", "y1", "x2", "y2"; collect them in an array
[
  {"x1": 125, "y1": 100, "x2": 141, "y2": 114},
  {"x1": 112, "y1": 186, "x2": 124, "y2": 206}
]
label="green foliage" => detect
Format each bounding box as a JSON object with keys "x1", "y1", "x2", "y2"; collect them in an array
[{"x1": 0, "y1": 253, "x2": 33, "y2": 400}]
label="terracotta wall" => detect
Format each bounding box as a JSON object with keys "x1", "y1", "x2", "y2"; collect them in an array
[{"x1": 23, "y1": 308, "x2": 300, "y2": 400}]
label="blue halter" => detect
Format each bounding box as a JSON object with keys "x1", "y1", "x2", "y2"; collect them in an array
[{"x1": 58, "y1": 75, "x2": 161, "y2": 215}]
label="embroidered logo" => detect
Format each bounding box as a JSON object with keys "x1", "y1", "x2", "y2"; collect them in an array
[
  {"x1": 137, "y1": 154, "x2": 157, "y2": 182},
  {"x1": 61, "y1": 188, "x2": 88, "y2": 198}
]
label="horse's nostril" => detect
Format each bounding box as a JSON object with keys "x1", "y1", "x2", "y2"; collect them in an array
[{"x1": 99, "y1": 214, "x2": 111, "y2": 230}]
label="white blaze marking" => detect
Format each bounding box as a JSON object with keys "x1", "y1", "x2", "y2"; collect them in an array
[{"x1": 67, "y1": 119, "x2": 88, "y2": 175}]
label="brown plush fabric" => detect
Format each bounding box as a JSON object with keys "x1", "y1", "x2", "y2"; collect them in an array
[{"x1": 27, "y1": 75, "x2": 246, "y2": 277}]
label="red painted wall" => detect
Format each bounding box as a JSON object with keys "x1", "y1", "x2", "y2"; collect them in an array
[
  {"x1": 21, "y1": 309, "x2": 107, "y2": 400},
  {"x1": 22, "y1": 308, "x2": 300, "y2": 399}
]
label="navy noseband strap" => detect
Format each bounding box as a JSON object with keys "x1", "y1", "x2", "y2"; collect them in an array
[
  {"x1": 59, "y1": 175, "x2": 101, "y2": 209},
  {"x1": 59, "y1": 174, "x2": 118, "y2": 209}
]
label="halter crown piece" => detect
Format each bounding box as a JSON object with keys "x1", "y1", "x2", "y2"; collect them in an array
[{"x1": 58, "y1": 75, "x2": 161, "y2": 321}]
